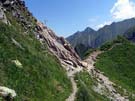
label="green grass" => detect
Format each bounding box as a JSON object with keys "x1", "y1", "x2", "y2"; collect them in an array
[
  {"x1": 0, "y1": 22, "x2": 71, "y2": 100},
  {"x1": 100, "y1": 36, "x2": 128, "y2": 51},
  {"x1": 95, "y1": 38, "x2": 135, "y2": 99},
  {"x1": 75, "y1": 71, "x2": 109, "y2": 101}
]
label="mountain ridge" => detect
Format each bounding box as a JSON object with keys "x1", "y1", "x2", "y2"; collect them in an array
[{"x1": 67, "y1": 18, "x2": 135, "y2": 58}]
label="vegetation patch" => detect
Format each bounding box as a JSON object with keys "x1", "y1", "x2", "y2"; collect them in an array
[
  {"x1": 100, "y1": 36, "x2": 128, "y2": 51},
  {"x1": 75, "y1": 71, "x2": 109, "y2": 101}
]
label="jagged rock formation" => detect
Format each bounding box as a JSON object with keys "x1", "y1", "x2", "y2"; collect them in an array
[
  {"x1": 0, "y1": 3, "x2": 8, "y2": 24},
  {"x1": 0, "y1": 0, "x2": 36, "y2": 29},
  {"x1": 35, "y1": 21, "x2": 82, "y2": 69}
]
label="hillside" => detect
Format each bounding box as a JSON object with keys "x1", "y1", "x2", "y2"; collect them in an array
[
  {"x1": 0, "y1": 0, "x2": 83, "y2": 101},
  {"x1": 67, "y1": 18, "x2": 135, "y2": 58},
  {"x1": 0, "y1": 21, "x2": 72, "y2": 101},
  {"x1": 95, "y1": 37, "x2": 135, "y2": 100},
  {"x1": 0, "y1": 1, "x2": 74, "y2": 100}
]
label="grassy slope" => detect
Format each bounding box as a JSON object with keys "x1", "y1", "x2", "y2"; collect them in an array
[
  {"x1": 0, "y1": 21, "x2": 71, "y2": 101},
  {"x1": 95, "y1": 38, "x2": 135, "y2": 98},
  {"x1": 75, "y1": 71, "x2": 109, "y2": 101}
]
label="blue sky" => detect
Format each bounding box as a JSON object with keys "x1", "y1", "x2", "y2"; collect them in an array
[{"x1": 25, "y1": 0, "x2": 135, "y2": 37}]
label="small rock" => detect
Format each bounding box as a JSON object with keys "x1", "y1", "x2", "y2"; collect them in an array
[
  {"x1": 0, "y1": 86, "x2": 16, "y2": 99},
  {"x1": 12, "y1": 60, "x2": 23, "y2": 68}
]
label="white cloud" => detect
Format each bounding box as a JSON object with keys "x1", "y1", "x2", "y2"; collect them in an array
[
  {"x1": 111, "y1": 0, "x2": 135, "y2": 20},
  {"x1": 93, "y1": 0, "x2": 135, "y2": 30},
  {"x1": 90, "y1": 0, "x2": 135, "y2": 30},
  {"x1": 96, "y1": 21, "x2": 112, "y2": 29}
]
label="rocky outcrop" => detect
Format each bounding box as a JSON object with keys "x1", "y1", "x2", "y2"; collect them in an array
[
  {"x1": 0, "y1": 4, "x2": 8, "y2": 24},
  {"x1": 0, "y1": 0, "x2": 36, "y2": 30},
  {"x1": 35, "y1": 21, "x2": 82, "y2": 69}
]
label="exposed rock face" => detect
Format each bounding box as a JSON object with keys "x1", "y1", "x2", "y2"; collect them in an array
[
  {"x1": 0, "y1": 4, "x2": 8, "y2": 24},
  {"x1": 0, "y1": 0, "x2": 36, "y2": 30},
  {"x1": 35, "y1": 21, "x2": 82, "y2": 68}
]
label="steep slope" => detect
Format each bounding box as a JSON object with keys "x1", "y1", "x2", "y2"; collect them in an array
[
  {"x1": 0, "y1": 0, "x2": 83, "y2": 100},
  {"x1": 0, "y1": 21, "x2": 71, "y2": 101},
  {"x1": 67, "y1": 18, "x2": 135, "y2": 57}
]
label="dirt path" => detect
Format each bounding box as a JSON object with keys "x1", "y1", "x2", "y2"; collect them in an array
[
  {"x1": 108, "y1": 43, "x2": 122, "y2": 51},
  {"x1": 66, "y1": 77, "x2": 77, "y2": 101},
  {"x1": 64, "y1": 63, "x2": 82, "y2": 101},
  {"x1": 84, "y1": 50, "x2": 129, "y2": 101}
]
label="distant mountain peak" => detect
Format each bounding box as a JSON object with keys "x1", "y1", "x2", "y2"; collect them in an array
[{"x1": 84, "y1": 27, "x2": 95, "y2": 32}]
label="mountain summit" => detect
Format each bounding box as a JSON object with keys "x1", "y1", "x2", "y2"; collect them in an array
[{"x1": 84, "y1": 27, "x2": 96, "y2": 33}]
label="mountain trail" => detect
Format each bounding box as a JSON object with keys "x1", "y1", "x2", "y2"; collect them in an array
[
  {"x1": 64, "y1": 40, "x2": 129, "y2": 101},
  {"x1": 84, "y1": 50, "x2": 129, "y2": 101},
  {"x1": 66, "y1": 48, "x2": 128, "y2": 101},
  {"x1": 63, "y1": 63, "x2": 82, "y2": 101},
  {"x1": 66, "y1": 77, "x2": 77, "y2": 101}
]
